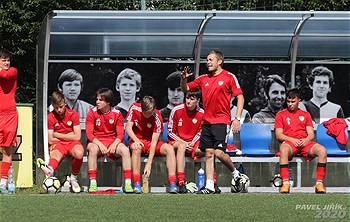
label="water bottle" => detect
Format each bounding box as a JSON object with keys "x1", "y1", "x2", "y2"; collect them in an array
[
  {"x1": 8, "y1": 166, "x2": 16, "y2": 194},
  {"x1": 197, "y1": 168, "x2": 205, "y2": 190},
  {"x1": 142, "y1": 175, "x2": 149, "y2": 194}
]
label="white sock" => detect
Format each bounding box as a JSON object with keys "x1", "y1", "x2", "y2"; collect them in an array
[
  {"x1": 0, "y1": 178, "x2": 7, "y2": 186},
  {"x1": 205, "y1": 180, "x2": 214, "y2": 191},
  {"x1": 232, "y1": 169, "x2": 240, "y2": 179},
  {"x1": 125, "y1": 179, "x2": 131, "y2": 183},
  {"x1": 70, "y1": 174, "x2": 77, "y2": 181},
  {"x1": 90, "y1": 179, "x2": 97, "y2": 184}
]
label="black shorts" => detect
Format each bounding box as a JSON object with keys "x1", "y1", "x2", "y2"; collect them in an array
[{"x1": 199, "y1": 124, "x2": 230, "y2": 152}]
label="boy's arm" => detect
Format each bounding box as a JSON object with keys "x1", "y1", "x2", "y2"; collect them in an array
[
  {"x1": 53, "y1": 125, "x2": 81, "y2": 141},
  {"x1": 48, "y1": 129, "x2": 60, "y2": 144},
  {"x1": 143, "y1": 132, "x2": 161, "y2": 177}
]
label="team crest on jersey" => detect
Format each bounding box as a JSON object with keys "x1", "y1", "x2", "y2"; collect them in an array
[
  {"x1": 192, "y1": 118, "x2": 198, "y2": 124},
  {"x1": 67, "y1": 121, "x2": 72, "y2": 126},
  {"x1": 147, "y1": 123, "x2": 152, "y2": 128},
  {"x1": 109, "y1": 119, "x2": 114, "y2": 124},
  {"x1": 299, "y1": 116, "x2": 305, "y2": 122},
  {"x1": 96, "y1": 119, "x2": 101, "y2": 127},
  {"x1": 218, "y1": 81, "x2": 224, "y2": 86}
]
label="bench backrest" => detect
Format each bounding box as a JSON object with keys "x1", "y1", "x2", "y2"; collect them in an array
[{"x1": 240, "y1": 123, "x2": 274, "y2": 156}]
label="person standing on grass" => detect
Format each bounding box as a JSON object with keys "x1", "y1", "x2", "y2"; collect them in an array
[
  {"x1": 37, "y1": 91, "x2": 84, "y2": 193},
  {"x1": 0, "y1": 49, "x2": 18, "y2": 194},
  {"x1": 275, "y1": 88, "x2": 327, "y2": 193},
  {"x1": 85, "y1": 88, "x2": 133, "y2": 193},
  {"x1": 126, "y1": 95, "x2": 178, "y2": 194},
  {"x1": 181, "y1": 50, "x2": 244, "y2": 194}
]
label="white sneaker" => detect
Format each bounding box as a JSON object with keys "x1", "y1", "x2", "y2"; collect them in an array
[
  {"x1": 0, "y1": 184, "x2": 9, "y2": 194},
  {"x1": 69, "y1": 179, "x2": 81, "y2": 193},
  {"x1": 36, "y1": 158, "x2": 54, "y2": 176}
]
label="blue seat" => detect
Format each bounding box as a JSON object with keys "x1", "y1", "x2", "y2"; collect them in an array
[
  {"x1": 240, "y1": 123, "x2": 275, "y2": 157},
  {"x1": 124, "y1": 131, "x2": 129, "y2": 147},
  {"x1": 163, "y1": 123, "x2": 168, "y2": 143},
  {"x1": 316, "y1": 123, "x2": 350, "y2": 157}
]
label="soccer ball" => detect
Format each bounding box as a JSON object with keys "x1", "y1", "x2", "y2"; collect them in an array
[
  {"x1": 241, "y1": 174, "x2": 250, "y2": 192},
  {"x1": 185, "y1": 182, "x2": 198, "y2": 193},
  {"x1": 42, "y1": 176, "x2": 61, "y2": 194},
  {"x1": 270, "y1": 174, "x2": 283, "y2": 187},
  {"x1": 231, "y1": 176, "x2": 244, "y2": 193}
]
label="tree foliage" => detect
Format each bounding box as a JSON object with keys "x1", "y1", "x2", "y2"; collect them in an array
[{"x1": 0, "y1": 0, "x2": 349, "y2": 103}]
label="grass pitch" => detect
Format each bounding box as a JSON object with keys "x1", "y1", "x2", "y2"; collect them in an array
[{"x1": 1, "y1": 191, "x2": 349, "y2": 222}]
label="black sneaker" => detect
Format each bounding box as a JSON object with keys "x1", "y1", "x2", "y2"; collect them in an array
[
  {"x1": 178, "y1": 184, "x2": 187, "y2": 194},
  {"x1": 197, "y1": 187, "x2": 214, "y2": 194},
  {"x1": 214, "y1": 184, "x2": 221, "y2": 194}
]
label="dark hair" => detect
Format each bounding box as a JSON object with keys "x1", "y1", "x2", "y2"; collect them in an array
[
  {"x1": 57, "y1": 69, "x2": 84, "y2": 90},
  {"x1": 0, "y1": 49, "x2": 11, "y2": 59},
  {"x1": 306, "y1": 66, "x2": 334, "y2": 88},
  {"x1": 263, "y1": 74, "x2": 287, "y2": 99},
  {"x1": 286, "y1": 88, "x2": 301, "y2": 99},
  {"x1": 96, "y1": 88, "x2": 114, "y2": 105},
  {"x1": 186, "y1": 90, "x2": 201, "y2": 100},
  {"x1": 141, "y1": 96, "x2": 156, "y2": 112},
  {"x1": 165, "y1": 71, "x2": 181, "y2": 90}
]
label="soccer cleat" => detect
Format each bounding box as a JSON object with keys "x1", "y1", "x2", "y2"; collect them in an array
[
  {"x1": 315, "y1": 182, "x2": 326, "y2": 193},
  {"x1": 178, "y1": 184, "x2": 187, "y2": 194},
  {"x1": 214, "y1": 183, "x2": 221, "y2": 194},
  {"x1": 0, "y1": 184, "x2": 9, "y2": 194},
  {"x1": 36, "y1": 158, "x2": 53, "y2": 176},
  {"x1": 124, "y1": 181, "x2": 134, "y2": 193},
  {"x1": 69, "y1": 178, "x2": 81, "y2": 193},
  {"x1": 134, "y1": 182, "x2": 142, "y2": 194},
  {"x1": 89, "y1": 181, "x2": 98, "y2": 193},
  {"x1": 169, "y1": 182, "x2": 178, "y2": 194},
  {"x1": 197, "y1": 187, "x2": 215, "y2": 194},
  {"x1": 280, "y1": 182, "x2": 290, "y2": 193}
]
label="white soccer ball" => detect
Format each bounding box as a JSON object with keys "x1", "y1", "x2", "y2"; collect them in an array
[
  {"x1": 231, "y1": 176, "x2": 244, "y2": 193},
  {"x1": 270, "y1": 174, "x2": 283, "y2": 187},
  {"x1": 42, "y1": 176, "x2": 61, "y2": 194},
  {"x1": 241, "y1": 174, "x2": 250, "y2": 192}
]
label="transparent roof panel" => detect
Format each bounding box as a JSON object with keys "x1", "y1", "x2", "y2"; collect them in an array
[{"x1": 46, "y1": 10, "x2": 350, "y2": 59}]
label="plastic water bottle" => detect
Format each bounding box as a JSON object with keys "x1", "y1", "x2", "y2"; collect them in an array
[
  {"x1": 8, "y1": 166, "x2": 16, "y2": 194},
  {"x1": 142, "y1": 175, "x2": 149, "y2": 194},
  {"x1": 197, "y1": 168, "x2": 205, "y2": 190}
]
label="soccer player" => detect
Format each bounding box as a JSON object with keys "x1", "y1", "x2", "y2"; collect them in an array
[
  {"x1": 275, "y1": 88, "x2": 327, "y2": 193},
  {"x1": 37, "y1": 91, "x2": 84, "y2": 193},
  {"x1": 86, "y1": 88, "x2": 133, "y2": 193},
  {"x1": 0, "y1": 49, "x2": 18, "y2": 194},
  {"x1": 181, "y1": 50, "x2": 244, "y2": 194},
  {"x1": 126, "y1": 96, "x2": 178, "y2": 194},
  {"x1": 299, "y1": 66, "x2": 344, "y2": 124}
]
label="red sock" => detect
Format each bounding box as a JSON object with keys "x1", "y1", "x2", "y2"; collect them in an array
[
  {"x1": 88, "y1": 169, "x2": 97, "y2": 180},
  {"x1": 280, "y1": 164, "x2": 289, "y2": 182},
  {"x1": 177, "y1": 172, "x2": 185, "y2": 185},
  {"x1": 71, "y1": 157, "x2": 83, "y2": 176},
  {"x1": 1, "y1": 162, "x2": 11, "y2": 179},
  {"x1": 213, "y1": 171, "x2": 217, "y2": 184},
  {"x1": 133, "y1": 173, "x2": 141, "y2": 185},
  {"x1": 316, "y1": 163, "x2": 327, "y2": 183},
  {"x1": 48, "y1": 158, "x2": 59, "y2": 171},
  {"x1": 124, "y1": 169, "x2": 132, "y2": 180},
  {"x1": 168, "y1": 175, "x2": 176, "y2": 184}
]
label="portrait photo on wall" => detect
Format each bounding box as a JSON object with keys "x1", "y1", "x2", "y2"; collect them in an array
[{"x1": 48, "y1": 63, "x2": 349, "y2": 126}]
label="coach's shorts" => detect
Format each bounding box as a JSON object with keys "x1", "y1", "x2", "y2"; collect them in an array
[
  {"x1": 199, "y1": 124, "x2": 229, "y2": 152},
  {"x1": 280, "y1": 140, "x2": 318, "y2": 162},
  {"x1": 129, "y1": 139, "x2": 165, "y2": 156},
  {"x1": 49, "y1": 140, "x2": 82, "y2": 158},
  {"x1": 0, "y1": 111, "x2": 18, "y2": 147}
]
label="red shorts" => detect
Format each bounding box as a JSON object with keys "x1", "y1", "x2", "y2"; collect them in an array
[
  {"x1": 88, "y1": 138, "x2": 121, "y2": 161},
  {"x1": 279, "y1": 140, "x2": 318, "y2": 162},
  {"x1": 168, "y1": 140, "x2": 204, "y2": 160},
  {"x1": 129, "y1": 139, "x2": 165, "y2": 156},
  {"x1": 49, "y1": 140, "x2": 82, "y2": 159},
  {"x1": 0, "y1": 112, "x2": 18, "y2": 147}
]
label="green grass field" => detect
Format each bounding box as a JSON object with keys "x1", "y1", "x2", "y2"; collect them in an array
[{"x1": 1, "y1": 190, "x2": 349, "y2": 221}]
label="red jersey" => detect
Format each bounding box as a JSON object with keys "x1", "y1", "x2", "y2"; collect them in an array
[
  {"x1": 85, "y1": 106, "x2": 124, "y2": 142},
  {"x1": 126, "y1": 103, "x2": 163, "y2": 140},
  {"x1": 0, "y1": 67, "x2": 18, "y2": 113},
  {"x1": 187, "y1": 69, "x2": 243, "y2": 125},
  {"x1": 167, "y1": 103, "x2": 204, "y2": 143},
  {"x1": 274, "y1": 108, "x2": 313, "y2": 139},
  {"x1": 48, "y1": 108, "x2": 80, "y2": 134}
]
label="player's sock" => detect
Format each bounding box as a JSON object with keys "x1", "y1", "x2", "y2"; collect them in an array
[
  {"x1": 88, "y1": 169, "x2": 97, "y2": 181},
  {"x1": 205, "y1": 179, "x2": 214, "y2": 191},
  {"x1": 177, "y1": 171, "x2": 185, "y2": 185},
  {"x1": 133, "y1": 173, "x2": 141, "y2": 185},
  {"x1": 70, "y1": 174, "x2": 78, "y2": 181},
  {"x1": 1, "y1": 161, "x2": 11, "y2": 180},
  {"x1": 168, "y1": 175, "x2": 176, "y2": 185},
  {"x1": 123, "y1": 169, "x2": 132, "y2": 181},
  {"x1": 213, "y1": 171, "x2": 217, "y2": 184},
  {"x1": 71, "y1": 157, "x2": 83, "y2": 176},
  {"x1": 48, "y1": 158, "x2": 59, "y2": 172},
  {"x1": 316, "y1": 162, "x2": 326, "y2": 183},
  {"x1": 232, "y1": 169, "x2": 241, "y2": 180},
  {"x1": 280, "y1": 164, "x2": 289, "y2": 182}
]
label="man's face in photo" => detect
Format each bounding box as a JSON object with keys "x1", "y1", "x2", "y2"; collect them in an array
[
  {"x1": 311, "y1": 75, "x2": 330, "y2": 99},
  {"x1": 168, "y1": 87, "x2": 184, "y2": 106},
  {"x1": 61, "y1": 80, "x2": 82, "y2": 102},
  {"x1": 118, "y1": 78, "x2": 139, "y2": 101},
  {"x1": 268, "y1": 82, "x2": 286, "y2": 111}
]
